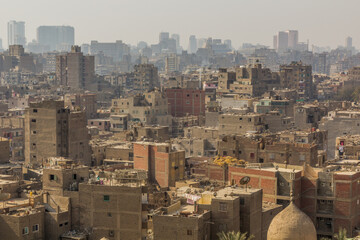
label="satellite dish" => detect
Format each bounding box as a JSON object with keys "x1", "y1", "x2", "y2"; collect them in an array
[
  {"x1": 240, "y1": 176, "x2": 251, "y2": 192},
  {"x1": 240, "y1": 176, "x2": 250, "y2": 185}
]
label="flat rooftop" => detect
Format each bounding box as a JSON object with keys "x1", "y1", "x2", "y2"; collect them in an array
[{"x1": 215, "y1": 186, "x2": 261, "y2": 199}]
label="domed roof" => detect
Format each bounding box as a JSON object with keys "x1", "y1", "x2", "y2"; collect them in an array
[{"x1": 267, "y1": 202, "x2": 317, "y2": 240}]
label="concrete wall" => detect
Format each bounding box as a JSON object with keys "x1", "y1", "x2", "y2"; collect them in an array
[
  {"x1": 153, "y1": 211, "x2": 211, "y2": 240},
  {"x1": 0, "y1": 206, "x2": 45, "y2": 240},
  {"x1": 211, "y1": 197, "x2": 240, "y2": 239},
  {"x1": 0, "y1": 138, "x2": 9, "y2": 163},
  {"x1": 79, "y1": 183, "x2": 144, "y2": 240}
]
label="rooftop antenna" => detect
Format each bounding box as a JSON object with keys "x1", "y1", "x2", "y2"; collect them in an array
[
  {"x1": 240, "y1": 176, "x2": 251, "y2": 192},
  {"x1": 199, "y1": 67, "x2": 202, "y2": 89}
]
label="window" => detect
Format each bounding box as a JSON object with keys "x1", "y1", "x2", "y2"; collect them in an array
[
  {"x1": 32, "y1": 224, "x2": 39, "y2": 232},
  {"x1": 187, "y1": 230, "x2": 193, "y2": 235},
  {"x1": 23, "y1": 227, "x2": 29, "y2": 235},
  {"x1": 104, "y1": 195, "x2": 110, "y2": 201},
  {"x1": 73, "y1": 174, "x2": 77, "y2": 180},
  {"x1": 59, "y1": 224, "x2": 63, "y2": 227},
  {"x1": 33, "y1": 109, "x2": 38, "y2": 113},
  {"x1": 31, "y1": 119, "x2": 36, "y2": 123},
  {"x1": 219, "y1": 202, "x2": 227, "y2": 212},
  {"x1": 107, "y1": 212, "x2": 112, "y2": 217},
  {"x1": 109, "y1": 230, "x2": 114, "y2": 237},
  {"x1": 49, "y1": 174, "x2": 57, "y2": 181},
  {"x1": 64, "y1": 222, "x2": 68, "y2": 226}
]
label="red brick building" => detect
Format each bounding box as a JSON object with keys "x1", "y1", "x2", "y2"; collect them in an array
[
  {"x1": 87, "y1": 119, "x2": 110, "y2": 131},
  {"x1": 165, "y1": 89, "x2": 205, "y2": 117},
  {"x1": 133, "y1": 142, "x2": 185, "y2": 188},
  {"x1": 194, "y1": 162, "x2": 360, "y2": 239}
]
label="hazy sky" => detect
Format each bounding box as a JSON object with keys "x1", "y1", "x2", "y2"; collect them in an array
[{"x1": 1, "y1": 0, "x2": 358, "y2": 49}]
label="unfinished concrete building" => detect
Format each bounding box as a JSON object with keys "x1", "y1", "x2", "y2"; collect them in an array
[
  {"x1": 334, "y1": 135, "x2": 360, "y2": 159},
  {"x1": 90, "y1": 139, "x2": 132, "y2": 166},
  {"x1": 24, "y1": 100, "x2": 91, "y2": 167},
  {"x1": 320, "y1": 110, "x2": 360, "y2": 159},
  {"x1": 0, "y1": 127, "x2": 24, "y2": 162},
  {"x1": 64, "y1": 93, "x2": 97, "y2": 119},
  {"x1": 134, "y1": 142, "x2": 185, "y2": 188},
  {"x1": 172, "y1": 138, "x2": 218, "y2": 158},
  {"x1": 254, "y1": 96, "x2": 294, "y2": 118},
  {"x1": 133, "y1": 125, "x2": 170, "y2": 142},
  {"x1": 279, "y1": 62, "x2": 313, "y2": 99},
  {"x1": 152, "y1": 200, "x2": 211, "y2": 240},
  {"x1": 294, "y1": 104, "x2": 324, "y2": 130},
  {"x1": 228, "y1": 64, "x2": 280, "y2": 97},
  {"x1": 217, "y1": 68, "x2": 236, "y2": 92},
  {"x1": 56, "y1": 46, "x2": 95, "y2": 90},
  {"x1": 0, "y1": 200, "x2": 45, "y2": 240},
  {"x1": 217, "y1": 135, "x2": 319, "y2": 167},
  {"x1": 155, "y1": 186, "x2": 281, "y2": 240},
  {"x1": 42, "y1": 158, "x2": 90, "y2": 196},
  {"x1": 133, "y1": 64, "x2": 159, "y2": 92},
  {"x1": 110, "y1": 90, "x2": 172, "y2": 128},
  {"x1": 78, "y1": 180, "x2": 147, "y2": 240},
  {"x1": 218, "y1": 113, "x2": 266, "y2": 136}
]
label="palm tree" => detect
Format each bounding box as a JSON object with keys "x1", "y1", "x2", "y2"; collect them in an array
[
  {"x1": 217, "y1": 231, "x2": 254, "y2": 240},
  {"x1": 334, "y1": 227, "x2": 348, "y2": 240}
]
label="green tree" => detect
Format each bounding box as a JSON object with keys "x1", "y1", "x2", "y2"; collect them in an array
[
  {"x1": 217, "y1": 231, "x2": 254, "y2": 240},
  {"x1": 334, "y1": 227, "x2": 348, "y2": 240}
]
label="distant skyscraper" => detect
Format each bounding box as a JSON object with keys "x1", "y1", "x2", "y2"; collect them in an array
[
  {"x1": 273, "y1": 35, "x2": 278, "y2": 50},
  {"x1": 159, "y1": 32, "x2": 169, "y2": 42},
  {"x1": 8, "y1": 21, "x2": 26, "y2": 46},
  {"x1": 37, "y1": 26, "x2": 75, "y2": 52},
  {"x1": 198, "y1": 38, "x2": 206, "y2": 49},
  {"x1": 0, "y1": 39, "x2": 3, "y2": 51},
  {"x1": 90, "y1": 40, "x2": 130, "y2": 62},
  {"x1": 137, "y1": 41, "x2": 148, "y2": 49},
  {"x1": 81, "y1": 44, "x2": 90, "y2": 55},
  {"x1": 171, "y1": 34, "x2": 180, "y2": 48},
  {"x1": 346, "y1": 36, "x2": 352, "y2": 50},
  {"x1": 277, "y1": 31, "x2": 288, "y2": 53},
  {"x1": 165, "y1": 53, "x2": 180, "y2": 73},
  {"x1": 224, "y1": 39, "x2": 232, "y2": 50},
  {"x1": 286, "y1": 30, "x2": 299, "y2": 50},
  {"x1": 188, "y1": 35, "x2": 197, "y2": 54}
]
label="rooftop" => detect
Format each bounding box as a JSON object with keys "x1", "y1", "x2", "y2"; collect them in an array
[{"x1": 215, "y1": 186, "x2": 261, "y2": 199}]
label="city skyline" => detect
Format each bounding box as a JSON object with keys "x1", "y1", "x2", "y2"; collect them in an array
[{"x1": 0, "y1": 0, "x2": 359, "y2": 49}]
